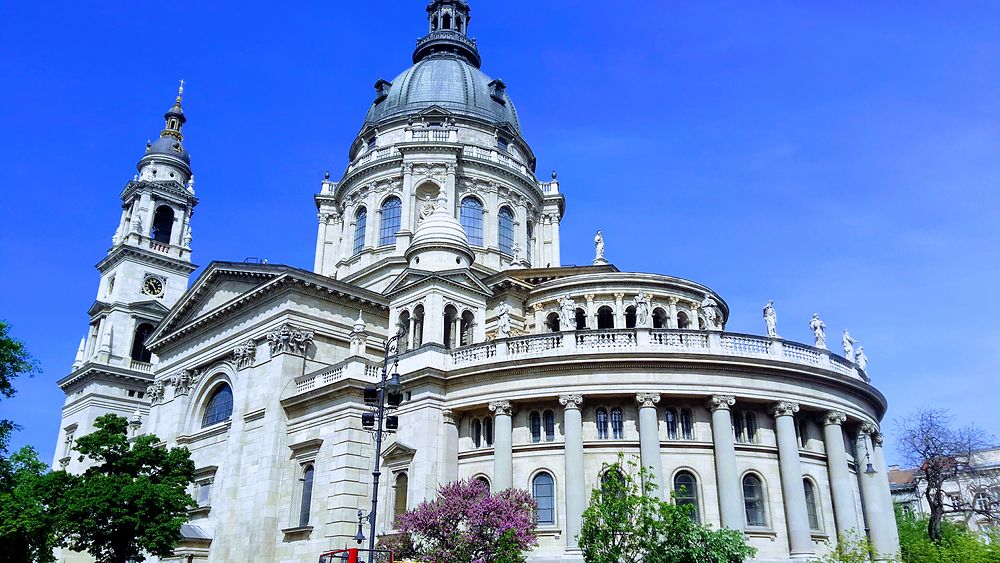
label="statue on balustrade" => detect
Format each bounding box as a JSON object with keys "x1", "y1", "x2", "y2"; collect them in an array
[
  {"x1": 809, "y1": 313, "x2": 827, "y2": 349},
  {"x1": 842, "y1": 330, "x2": 856, "y2": 363},
  {"x1": 702, "y1": 293, "x2": 723, "y2": 331},
  {"x1": 633, "y1": 291, "x2": 651, "y2": 327},
  {"x1": 593, "y1": 230, "x2": 607, "y2": 265},
  {"x1": 560, "y1": 295, "x2": 576, "y2": 329},
  {"x1": 763, "y1": 300, "x2": 780, "y2": 338},
  {"x1": 855, "y1": 346, "x2": 868, "y2": 372},
  {"x1": 497, "y1": 302, "x2": 512, "y2": 338}
]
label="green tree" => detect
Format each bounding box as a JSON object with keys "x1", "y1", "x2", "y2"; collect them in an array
[
  {"x1": 579, "y1": 454, "x2": 755, "y2": 563},
  {"x1": 896, "y1": 506, "x2": 1000, "y2": 563},
  {"x1": 0, "y1": 321, "x2": 39, "y2": 450},
  {"x1": 0, "y1": 447, "x2": 71, "y2": 563},
  {"x1": 60, "y1": 414, "x2": 196, "y2": 563}
]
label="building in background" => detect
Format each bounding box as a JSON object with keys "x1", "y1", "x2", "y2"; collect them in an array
[{"x1": 52, "y1": 1, "x2": 900, "y2": 561}]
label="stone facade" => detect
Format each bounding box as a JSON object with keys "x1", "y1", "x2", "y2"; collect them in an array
[{"x1": 52, "y1": 2, "x2": 900, "y2": 562}]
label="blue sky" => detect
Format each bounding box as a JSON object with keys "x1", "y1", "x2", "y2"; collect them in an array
[{"x1": 1, "y1": 1, "x2": 998, "y2": 465}]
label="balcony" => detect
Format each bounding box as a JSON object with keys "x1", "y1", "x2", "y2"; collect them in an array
[
  {"x1": 129, "y1": 359, "x2": 153, "y2": 373},
  {"x1": 346, "y1": 146, "x2": 401, "y2": 174},
  {"x1": 447, "y1": 329, "x2": 866, "y2": 382}
]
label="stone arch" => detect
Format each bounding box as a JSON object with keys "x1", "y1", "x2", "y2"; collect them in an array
[
  {"x1": 652, "y1": 307, "x2": 668, "y2": 329},
  {"x1": 151, "y1": 205, "x2": 175, "y2": 243},
  {"x1": 187, "y1": 363, "x2": 237, "y2": 432},
  {"x1": 597, "y1": 305, "x2": 615, "y2": 329},
  {"x1": 460, "y1": 309, "x2": 476, "y2": 346},
  {"x1": 443, "y1": 304, "x2": 459, "y2": 349}
]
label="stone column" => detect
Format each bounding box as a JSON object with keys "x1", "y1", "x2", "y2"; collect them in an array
[
  {"x1": 441, "y1": 410, "x2": 459, "y2": 485},
  {"x1": 560, "y1": 394, "x2": 585, "y2": 550},
  {"x1": 490, "y1": 400, "x2": 514, "y2": 491},
  {"x1": 614, "y1": 293, "x2": 625, "y2": 328},
  {"x1": 314, "y1": 212, "x2": 329, "y2": 272},
  {"x1": 822, "y1": 411, "x2": 859, "y2": 539},
  {"x1": 858, "y1": 424, "x2": 899, "y2": 561},
  {"x1": 667, "y1": 297, "x2": 679, "y2": 329},
  {"x1": 533, "y1": 303, "x2": 545, "y2": 334},
  {"x1": 769, "y1": 401, "x2": 814, "y2": 558},
  {"x1": 708, "y1": 395, "x2": 743, "y2": 529},
  {"x1": 584, "y1": 294, "x2": 596, "y2": 329},
  {"x1": 635, "y1": 393, "x2": 665, "y2": 498}
]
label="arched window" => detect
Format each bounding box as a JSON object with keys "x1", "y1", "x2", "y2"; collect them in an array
[
  {"x1": 804, "y1": 479, "x2": 821, "y2": 530},
  {"x1": 397, "y1": 310, "x2": 411, "y2": 351},
  {"x1": 151, "y1": 205, "x2": 174, "y2": 243},
  {"x1": 674, "y1": 471, "x2": 700, "y2": 522},
  {"x1": 412, "y1": 305, "x2": 425, "y2": 348},
  {"x1": 394, "y1": 473, "x2": 409, "y2": 520},
  {"x1": 665, "y1": 409, "x2": 678, "y2": 440},
  {"x1": 460, "y1": 198, "x2": 484, "y2": 246},
  {"x1": 299, "y1": 465, "x2": 315, "y2": 526},
  {"x1": 743, "y1": 474, "x2": 767, "y2": 527},
  {"x1": 530, "y1": 411, "x2": 542, "y2": 443},
  {"x1": 652, "y1": 308, "x2": 667, "y2": 329},
  {"x1": 543, "y1": 410, "x2": 555, "y2": 442},
  {"x1": 484, "y1": 417, "x2": 494, "y2": 447},
  {"x1": 498, "y1": 207, "x2": 515, "y2": 255},
  {"x1": 460, "y1": 310, "x2": 475, "y2": 346},
  {"x1": 745, "y1": 412, "x2": 759, "y2": 444},
  {"x1": 475, "y1": 475, "x2": 491, "y2": 490},
  {"x1": 379, "y1": 197, "x2": 402, "y2": 246},
  {"x1": 597, "y1": 306, "x2": 615, "y2": 329},
  {"x1": 596, "y1": 408, "x2": 609, "y2": 440},
  {"x1": 677, "y1": 310, "x2": 691, "y2": 329},
  {"x1": 601, "y1": 468, "x2": 625, "y2": 496},
  {"x1": 610, "y1": 408, "x2": 624, "y2": 440},
  {"x1": 353, "y1": 207, "x2": 367, "y2": 254},
  {"x1": 472, "y1": 418, "x2": 482, "y2": 448},
  {"x1": 526, "y1": 221, "x2": 534, "y2": 264},
  {"x1": 575, "y1": 308, "x2": 588, "y2": 330},
  {"x1": 680, "y1": 409, "x2": 694, "y2": 440},
  {"x1": 625, "y1": 306, "x2": 637, "y2": 329},
  {"x1": 545, "y1": 312, "x2": 560, "y2": 333},
  {"x1": 733, "y1": 410, "x2": 747, "y2": 443},
  {"x1": 442, "y1": 12, "x2": 451, "y2": 29},
  {"x1": 130, "y1": 322, "x2": 155, "y2": 363},
  {"x1": 532, "y1": 472, "x2": 555, "y2": 525},
  {"x1": 202, "y1": 384, "x2": 234, "y2": 428},
  {"x1": 444, "y1": 305, "x2": 459, "y2": 349}
]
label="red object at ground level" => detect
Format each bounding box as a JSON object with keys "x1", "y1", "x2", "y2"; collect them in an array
[{"x1": 318, "y1": 548, "x2": 395, "y2": 563}]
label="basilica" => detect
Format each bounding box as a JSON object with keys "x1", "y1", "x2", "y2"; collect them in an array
[{"x1": 52, "y1": 1, "x2": 899, "y2": 561}]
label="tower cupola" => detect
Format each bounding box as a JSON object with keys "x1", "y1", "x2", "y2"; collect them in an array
[
  {"x1": 141, "y1": 81, "x2": 191, "y2": 172},
  {"x1": 414, "y1": 0, "x2": 480, "y2": 68}
]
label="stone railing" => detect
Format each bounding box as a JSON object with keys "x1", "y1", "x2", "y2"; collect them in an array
[
  {"x1": 148, "y1": 240, "x2": 171, "y2": 254},
  {"x1": 415, "y1": 30, "x2": 477, "y2": 52},
  {"x1": 461, "y1": 145, "x2": 532, "y2": 179},
  {"x1": 293, "y1": 358, "x2": 380, "y2": 395},
  {"x1": 448, "y1": 328, "x2": 868, "y2": 382},
  {"x1": 347, "y1": 146, "x2": 401, "y2": 174},
  {"x1": 129, "y1": 360, "x2": 153, "y2": 373},
  {"x1": 411, "y1": 129, "x2": 452, "y2": 142}
]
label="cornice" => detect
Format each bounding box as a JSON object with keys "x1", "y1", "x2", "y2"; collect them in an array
[
  {"x1": 121, "y1": 179, "x2": 198, "y2": 207},
  {"x1": 57, "y1": 362, "x2": 154, "y2": 391},
  {"x1": 96, "y1": 244, "x2": 198, "y2": 275}
]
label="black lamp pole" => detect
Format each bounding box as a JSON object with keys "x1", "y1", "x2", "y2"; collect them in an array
[{"x1": 364, "y1": 327, "x2": 405, "y2": 557}]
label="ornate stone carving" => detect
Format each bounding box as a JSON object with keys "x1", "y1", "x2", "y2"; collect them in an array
[
  {"x1": 855, "y1": 346, "x2": 868, "y2": 372},
  {"x1": 146, "y1": 380, "x2": 165, "y2": 405},
  {"x1": 810, "y1": 313, "x2": 827, "y2": 349},
  {"x1": 859, "y1": 422, "x2": 879, "y2": 437},
  {"x1": 763, "y1": 300, "x2": 780, "y2": 338},
  {"x1": 842, "y1": 330, "x2": 856, "y2": 363},
  {"x1": 769, "y1": 401, "x2": 799, "y2": 418},
  {"x1": 441, "y1": 409, "x2": 458, "y2": 426},
  {"x1": 531, "y1": 302, "x2": 544, "y2": 312},
  {"x1": 559, "y1": 394, "x2": 583, "y2": 410},
  {"x1": 822, "y1": 410, "x2": 848, "y2": 426},
  {"x1": 593, "y1": 230, "x2": 607, "y2": 265},
  {"x1": 870, "y1": 431, "x2": 884, "y2": 447},
  {"x1": 706, "y1": 394, "x2": 736, "y2": 412},
  {"x1": 701, "y1": 293, "x2": 723, "y2": 331},
  {"x1": 496, "y1": 302, "x2": 512, "y2": 338},
  {"x1": 233, "y1": 338, "x2": 257, "y2": 369},
  {"x1": 488, "y1": 400, "x2": 513, "y2": 416},
  {"x1": 559, "y1": 294, "x2": 576, "y2": 328},
  {"x1": 170, "y1": 369, "x2": 196, "y2": 396},
  {"x1": 635, "y1": 393, "x2": 660, "y2": 408},
  {"x1": 634, "y1": 291, "x2": 652, "y2": 327},
  {"x1": 267, "y1": 323, "x2": 314, "y2": 356}
]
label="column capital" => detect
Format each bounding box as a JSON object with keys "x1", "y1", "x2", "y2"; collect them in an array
[
  {"x1": 769, "y1": 401, "x2": 800, "y2": 418},
  {"x1": 614, "y1": 292, "x2": 625, "y2": 300},
  {"x1": 871, "y1": 431, "x2": 884, "y2": 447},
  {"x1": 859, "y1": 421, "x2": 879, "y2": 437},
  {"x1": 706, "y1": 394, "x2": 736, "y2": 412},
  {"x1": 532, "y1": 303, "x2": 544, "y2": 312},
  {"x1": 559, "y1": 394, "x2": 583, "y2": 410},
  {"x1": 584, "y1": 294, "x2": 595, "y2": 302},
  {"x1": 441, "y1": 409, "x2": 459, "y2": 426},
  {"x1": 821, "y1": 410, "x2": 847, "y2": 426},
  {"x1": 489, "y1": 400, "x2": 513, "y2": 416},
  {"x1": 635, "y1": 393, "x2": 660, "y2": 408},
  {"x1": 667, "y1": 296, "x2": 679, "y2": 304}
]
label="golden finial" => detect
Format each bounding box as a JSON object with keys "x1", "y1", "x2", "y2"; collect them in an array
[{"x1": 176, "y1": 79, "x2": 185, "y2": 103}]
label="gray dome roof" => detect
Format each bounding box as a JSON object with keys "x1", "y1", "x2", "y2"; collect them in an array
[
  {"x1": 145, "y1": 136, "x2": 190, "y2": 165},
  {"x1": 364, "y1": 54, "x2": 520, "y2": 133}
]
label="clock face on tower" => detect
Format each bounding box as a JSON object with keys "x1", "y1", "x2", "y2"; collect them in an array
[{"x1": 142, "y1": 276, "x2": 164, "y2": 297}]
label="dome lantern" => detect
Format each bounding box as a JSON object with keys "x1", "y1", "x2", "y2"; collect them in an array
[{"x1": 414, "y1": 0, "x2": 481, "y2": 69}]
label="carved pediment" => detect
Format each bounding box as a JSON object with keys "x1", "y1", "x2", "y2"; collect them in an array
[
  {"x1": 381, "y1": 440, "x2": 416, "y2": 465},
  {"x1": 384, "y1": 268, "x2": 492, "y2": 298}
]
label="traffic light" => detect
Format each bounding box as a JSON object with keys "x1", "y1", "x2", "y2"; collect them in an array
[
  {"x1": 361, "y1": 413, "x2": 375, "y2": 429},
  {"x1": 363, "y1": 386, "x2": 378, "y2": 404},
  {"x1": 385, "y1": 415, "x2": 398, "y2": 430}
]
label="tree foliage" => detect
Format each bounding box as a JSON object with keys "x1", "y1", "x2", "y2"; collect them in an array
[
  {"x1": 817, "y1": 534, "x2": 886, "y2": 563},
  {"x1": 896, "y1": 408, "x2": 991, "y2": 542},
  {"x1": 0, "y1": 321, "x2": 39, "y2": 450},
  {"x1": 59, "y1": 414, "x2": 196, "y2": 563},
  {"x1": 394, "y1": 478, "x2": 537, "y2": 563},
  {"x1": 896, "y1": 507, "x2": 1000, "y2": 563},
  {"x1": 0, "y1": 447, "x2": 71, "y2": 563},
  {"x1": 579, "y1": 454, "x2": 755, "y2": 563}
]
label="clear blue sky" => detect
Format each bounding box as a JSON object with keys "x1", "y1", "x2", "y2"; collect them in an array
[{"x1": 1, "y1": 1, "x2": 998, "y2": 465}]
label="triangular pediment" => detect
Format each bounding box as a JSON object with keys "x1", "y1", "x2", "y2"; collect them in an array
[
  {"x1": 381, "y1": 440, "x2": 416, "y2": 465},
  {"x1": 384, "y1": 267, "x2": 492, "y2": 298},
  {"x1": 416, "y1": 106, "x2": 453, "y2": 120}
]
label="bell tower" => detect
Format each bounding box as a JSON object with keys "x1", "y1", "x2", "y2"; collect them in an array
[{"x1": 53, "y1": 84, "x2": 199, "y2": 471}]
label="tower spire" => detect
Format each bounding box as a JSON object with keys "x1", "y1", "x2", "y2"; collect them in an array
[
  {"x1": 160, "y1": 79, "x2": 186, "y2": 141},
  {"x1": 414, "y1": 0, "x2": 481, "y2": 68}
]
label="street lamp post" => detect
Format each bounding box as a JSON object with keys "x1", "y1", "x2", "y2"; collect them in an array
[{"x1": 361, "y1": 327, "x2": 406, "y2": 558}]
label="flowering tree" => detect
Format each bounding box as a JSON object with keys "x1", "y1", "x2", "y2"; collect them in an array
[{"x1": 395, "y1": 478, "x2": 537, "y2": 563}]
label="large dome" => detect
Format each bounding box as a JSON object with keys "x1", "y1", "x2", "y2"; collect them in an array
[{"x1": 363, "y1": 53, "x2": 521, "y2": 134}]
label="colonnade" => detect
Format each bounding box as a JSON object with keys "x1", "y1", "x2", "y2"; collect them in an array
[{"x1": 478, "y1": 394, "x2": 898, "y2": 560}]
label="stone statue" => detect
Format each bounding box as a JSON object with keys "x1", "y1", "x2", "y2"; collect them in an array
[
  {"x1": 593, "y1": 230, "x2": 607, "y2": 265},
  {"x1": 763, "y1": 300, "x2": 779, "y2": 338},
  {"x1": 496, "y1": 302, "x2": 512, "y2": 337},
  {"x1": 418, "y1": 193, "x2": 439, "y2": 222},
  {"x1": 809, "y1": 313, "x2": 827, "y2": 349},
  {"x1": 701, "y1": 293, "x2": 722, "y2": 330},
  {"x1": 131, "y1": 214, "x2": 142, "y2": 234},
  {"x1": 633, "y1": 291, "x2": 652, "y2": 327},
  {"x1": 560, "y1": 294, "x2": 576, "y2": 329},
  {"x1": 182, "y1": 224, "x2": 193, "y2": 247},
  {"x1": 855, "y1": 346, "x2": 868, "y2": 371},
  {"x1": 842, "y1": 330, "x2": 856, "y2": 363}
]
